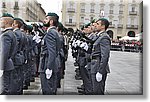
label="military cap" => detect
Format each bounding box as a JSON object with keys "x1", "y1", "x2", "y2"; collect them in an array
[
  {"x1": 96, "y1": 18, "x2": 109, "y2": 22},
  {"x1": 57, "y1": 22, "x2": 64, "y2": 31},
  {"x1": 26, "y1": 25, "x2": 33, "y2": 31},
  {"x1": 14, "y1": 18, "x2": 24, "y2": 24},
  {"x1": 63, "y1": 27, "x2": 68, "y2": 33},
  {"x1": 58, "y1": 22, "x2": 63, "y2": 28},
  {"x1": 91, "y1": 19, "x2": 96, "y2": 23},
  {"x1": 81, "y1": 25, "x2": 84, "y2": 30},
  {"x1": 84, "y1": 23, "x2": 91, "y2": 28},
  {"x1": 1, "y1": 13, "x2": 14, "y2": 18},
  {"x1": 46, "y1": 12, "x2": 59, "y2": 19}
]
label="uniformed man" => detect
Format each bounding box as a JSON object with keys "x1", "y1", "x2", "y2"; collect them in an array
[
  {"x1": 38, "y1": 12, "x2": 60, "y2": 95},
  {"x1": 56, "y1": 22, "x2": 65, "y2": 88},
  {"x1": 90, "y1": 18, "x2": 111, "y2": 95},
  {"x1": 0, "y1": 13, "x2": 17, "y2": 94},
  {"x1": 12, "y1": 18, "x2": 26, "y2": 94},
  {"x1": 23, "y1": 25, "x2": 34, "y2": 89}
]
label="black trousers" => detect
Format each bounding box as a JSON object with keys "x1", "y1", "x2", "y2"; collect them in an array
[
  {"x1": 40, "y1": 72, "x2": 57, "y2": 95},
  {"x1": 91, "y1": 73, "x2": 107, "y2": 95}
]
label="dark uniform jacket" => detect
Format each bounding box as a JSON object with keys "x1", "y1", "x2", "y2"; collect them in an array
[
  {"x1": 90, "y1": 31, "x2": 111, "y2": 74},
  {"x1": 0, "y1": 28, "x2": 17, "y2": 71},
  {"x1": 38, "y1": 26, "x2": 60, "y2": 73},
  {"x1": 13, "y1": 29, "x2": 26, "y2": 66}
]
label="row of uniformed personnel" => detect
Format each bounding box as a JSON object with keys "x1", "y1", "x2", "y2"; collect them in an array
[
  {"x1": 70, "y1": 18, "x2": 111, "y2": 95},
  {"x1": 0, "y1": 12, "x2": 69, "y2": 95},
  {"x1": 0, "y1": 13, "x2": 41, "y2": 95}
]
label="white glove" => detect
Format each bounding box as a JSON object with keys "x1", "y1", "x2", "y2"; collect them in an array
[
  {"x1": 80, "y1": 42, "x2": 88, "y2": 51},
  {"x1": 80, "y1": 42, "x2": 86, "y2": 48},
  {"x1": 72, "y1": 40, "x2": 75, "y2": 47},
  {"x1": 96, "y1": 72, "x2": 102, "y2": 82},
  {"x1": 0, "y1": 70, "x2": 3, "y2": 77},
  {"x1": 35, "y1": 37, "x2": 41, "y2": 43},
  {"x1": 33, "y1": 34, "x2": 42, "y2": 43},
  {"x1": 45, "y1": 69, "x2": 52, "y2": 79},
  {"x1": 83, "y1": 43, "x2": 88, "y2": 51},
  {"x1": 76, "y1": 40, "x2": 81, "y2": 46}
]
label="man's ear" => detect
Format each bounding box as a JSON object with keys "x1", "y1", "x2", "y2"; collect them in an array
[
  {"x1": 50, "y1": 20, "x2": 53, "y2": 25},
  {"x1": 102, "y1": 25, "x2": 105, "y2": 29}
]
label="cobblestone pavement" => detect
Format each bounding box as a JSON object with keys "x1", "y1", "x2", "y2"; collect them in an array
[{"x1": 23, "y1": 50, "x2": 142, "y2": 95}]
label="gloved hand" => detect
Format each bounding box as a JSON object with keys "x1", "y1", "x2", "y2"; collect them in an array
[
  {"x1": 45, "y1": 69, "x2": 52, "y2": 79},
  {"x1": 0, "y1": 70, "x2": 3, "y2": 77},
  {"x1": 83, "y1": 43, "x2": 88, "y2": 51},
  {"x1": 72, "y1": 40, "x2": 76, "y2": 47},
  {"x1": 76, "y1": 40, "x2": 81, "y2": 47},
  {"x1": 80, "y1": 42, "x2": 86, "y2": 48},
  {"x1": 80, "y1": 42, "x2": 88, "y2": 51},
  {"x1": 33, "y1": 33, "x2": 42, "y2": 43},
  {"x1": 96, "y1": 72, "x2": 102, "y2": 82},
  {"x1": 35, "y1": 37, "x2": 41, "y2": 43}
]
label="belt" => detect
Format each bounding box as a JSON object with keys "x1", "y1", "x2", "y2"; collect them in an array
[{"x1": 90, "y1": 56, "x2": 100, "y2": 60}]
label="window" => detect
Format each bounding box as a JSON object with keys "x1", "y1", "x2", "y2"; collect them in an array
[
  {"x1": 2, "y1": 2, "x2": 6, "y2": 8},
  {"x1": 100, "y1": 10, "x2": 105, "y2": 17},
  {"x1": 80, "y1": 3, "x2": 85, "y2": 13},
  {"x1": 69, "y1": 18, "x2": 72, "y2": 23},
  {"x1": 119, "y1": 18, "x2": 122, "y2": 24},
  {"x1": 109, "y1": 21, "x2": 112, "y2": 25},
  {"x1": 90, "y1": 17, "x2": 94, "y2": 22},
  {"x1": 81, "y1": 17, "x2": 84, "y2": 22},
  {"x1": 132, "y1": 0, "x2": 136, "y2": 3},
  {"x1": 119, "y1": 5, "x2": 123, "y2": 14},
  {"x1": 90, "y1": 4, "x2": 95, "y2": 13},
  {"x1": 109, "y1": 5, "x2": 114, "y2": 14},
  {"x1": 69, "y1": 1, "x2": 74, "y2": 8},
  {"x1": 120, "y1": 0, "x2": 123, "y2": 3},
  {"x1": 15, "y1": 1, "x2": 18, "y2": 7},
  {"x1": 132, "y1": 7, "x2": 135, "y2": 12},
  {"x1": 131, "y1": 18, "x2": 134, "y2": 24}
]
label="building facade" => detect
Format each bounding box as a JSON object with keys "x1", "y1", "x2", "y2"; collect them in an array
[
  {"x1": 62, "y1": 0, "x2": 143, "y2": 40},
  {"x1": 0, "y1": 0, "x2": 46, "y2": 22}
]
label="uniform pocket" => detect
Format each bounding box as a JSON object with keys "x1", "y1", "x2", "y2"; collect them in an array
[{"x1": 90, "y1": 60, "x2": 98, "y2": 73}]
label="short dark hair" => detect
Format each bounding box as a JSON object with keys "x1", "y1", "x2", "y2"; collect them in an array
[
  {"x1": 50, "y1": 16, "x2": 59, "y2": 27},
  {"x1": 14, "y1": 20, "x2": 23, "y2": 29},
  {"x1": 97, "y1": 18, "x2": 109, "y2": 30}
]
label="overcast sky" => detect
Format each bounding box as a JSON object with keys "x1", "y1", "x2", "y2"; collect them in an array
[{"x1": 37, "y1": 0, "x2": 62, "y2": 21}]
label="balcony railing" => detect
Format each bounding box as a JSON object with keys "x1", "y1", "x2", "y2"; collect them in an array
[
  {"x1": 2, "y1": 2, "x2": 6, "y2": 8},
  {"x1": 109, "y1": 10, "x2": 113, "y2": 14},
  {"x1": 67, "y1": 8, "x2": 75, "y2": 13},
  {"x1": 14, "y1": 6, "x2": 19, "y2": 10},
  {"x1": 119, "y1": 10, "x2": 123, "y2": 14},
  {"x1": 126, "y1": 25, "x2": 138, "y2": 29},
  {"x1": 65, "y1": 22, "x2": 76, "y2": 26},
  {"x1": 81, "y1": 9, "x2": 85, "y2": 13},
  {"x1": 109, "y1": 24, "x2": 115, "y2": 28},
  {"x1": 117, "y1": 24, "x2": 123, "y2": 28},
  {"x1": 129, "y1": 11, "x2": 137, "y2": 15}
]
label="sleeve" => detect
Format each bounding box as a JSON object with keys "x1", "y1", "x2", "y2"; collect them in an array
[
  {"x1": 98, "y1": 36, "x2": 111, "y2": 73},
  {"x1": 45, "y1": 30, "x2": 56, "y2": 70},
  {"x1": 1, "y1": 34, "x2": 12, "y2": 70}
]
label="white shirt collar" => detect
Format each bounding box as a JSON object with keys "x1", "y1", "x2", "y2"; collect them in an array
[
  {"x1": 3, "y1": 27, "x2": 13, "y2": 31},
  {"x1": 97, "y1": 30, "x2": 105, "y2": 36},
  {"x1": 47, "y1": 26, "x2": 55, "y2": 33},
  {"x1": 13, "y1": 28, "x2": 19, "y2": 31}
]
